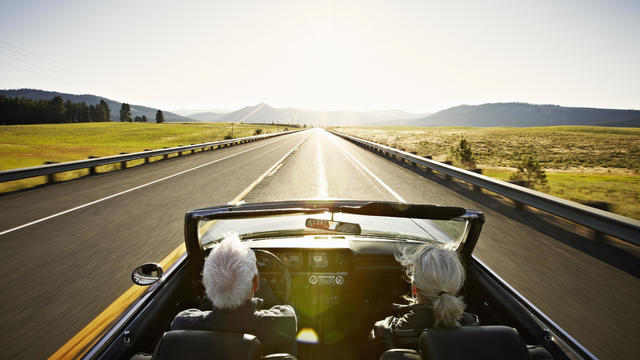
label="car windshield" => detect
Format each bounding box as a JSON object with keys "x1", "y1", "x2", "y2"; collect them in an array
[{"x1": 199, "y1": 212, "x2": 469, "y2": 249}]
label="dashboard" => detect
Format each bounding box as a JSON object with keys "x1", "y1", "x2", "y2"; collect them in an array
[{"x1": 256, "y1": 248, "x2": 353, "y2": 310}]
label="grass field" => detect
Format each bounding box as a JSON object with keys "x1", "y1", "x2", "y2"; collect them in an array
[
  {"x1": 332, "y1": 126, "x2": 640, "y2": 170},
  {"x1": 0, "y1": 122, "x2": 285, "y2": 192},
  {"x1": 332, "y1": 126, "x2": 640, "y2": 220}
]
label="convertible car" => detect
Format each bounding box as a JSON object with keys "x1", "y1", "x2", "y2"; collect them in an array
[{"x1": 82, "y1": 200, "x2": 596, "y2": 360}]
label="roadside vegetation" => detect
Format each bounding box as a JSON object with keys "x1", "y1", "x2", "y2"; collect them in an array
[
  {"x1": 0, "y1": 122, "x2": 283, "y2": 193},
  {"x1": 331, "y1": 126, "x2": 640, "y2": 220}
]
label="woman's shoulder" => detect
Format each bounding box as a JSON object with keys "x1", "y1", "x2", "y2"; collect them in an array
[{"x1": 392, "y1": 303, "x2": 434, "y2": 331}]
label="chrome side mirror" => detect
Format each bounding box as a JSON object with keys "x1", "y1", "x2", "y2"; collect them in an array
[{"x1": 131, "y1": 262, "x2": 163, "y2": 286}]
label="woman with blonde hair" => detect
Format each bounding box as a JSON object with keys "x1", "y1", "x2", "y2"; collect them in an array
[{"x1": 369, "y1": 244, "x2": 479, "y2": 355}]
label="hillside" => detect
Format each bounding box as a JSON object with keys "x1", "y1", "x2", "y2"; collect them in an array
[
  {"x1": 408, "y1": 103, "x2": 640, "y2": 127},
  {"x1": 0, "y1": 89, "x2": 196, "y2": 123}
]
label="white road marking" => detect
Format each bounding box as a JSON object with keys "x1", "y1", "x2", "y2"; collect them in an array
[
  {"x1": 229, "y1": 135, "x2": 308, "y2": 204},
  {"x1": 316, "y1": 132, "x2": 329, "y2": 199},
  {"x1": 328, "y1": 132, "x2": 406, "y2": 202},
  {"x1": 0, "y1": 136, "x2": 292, "y2": 237}
]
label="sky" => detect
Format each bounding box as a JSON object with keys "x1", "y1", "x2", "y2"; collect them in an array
[{"x1": 1, "y1": 0, "x2": 639, "y2": 113}]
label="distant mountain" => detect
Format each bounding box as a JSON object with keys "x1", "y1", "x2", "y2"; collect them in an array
[
  {"x1": 407, "y1": 103, "x2": 640, "y2": 127},
  {"x1": 215, "y1": 103, "x2": 425, "y2": 127},
  {"x1": 0, "y1": 89, "x2": 196, "y2": 122},
  {"x1": 172, "y1": 108, "x2": 231, "y2": 117},
  {"x1": 362, "y1": 110, "x2": 431, "y2": 122},
  {"x1": 187, "y1": 112, "x2": 227, "y2": 122}
]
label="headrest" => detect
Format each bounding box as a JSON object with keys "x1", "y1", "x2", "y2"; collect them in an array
[
  {"x1": 152, "y1": 330, "x2": 262, "y2": 360},
  {"x1": 419, "y1": 326, "x2": 529, "y2": 360}
]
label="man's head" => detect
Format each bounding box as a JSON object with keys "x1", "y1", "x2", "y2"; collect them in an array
[{"x1": 202, "y1": 234, "x2": 259, "y2": 310}]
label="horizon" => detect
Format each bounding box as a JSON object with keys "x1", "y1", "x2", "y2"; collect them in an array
[
  {"x1": 1, "y1": 1, "x2": 639, "y2": 113},
  {"x1": 4, "y1": 88, "x2": 640, "y2": 116}
]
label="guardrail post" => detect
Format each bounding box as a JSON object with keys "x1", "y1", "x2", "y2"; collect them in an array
[
  {"x1": 144, "y1": 150, "x2": 151, "y2": 164},
  {"x1": 422, "y1": 156, "x2": 433, "y2": 173},
  {"x1": 44, "y1": 161, "x2": 57, "y2": 183},
  {"x1": 470, "y1": 169, "x2": 483, "y2": 191},
  {"x1": 582, "y1": 201, "x2": 612, "y2": 242},
  {"x1": 87, "y1": 156, "x2": 98, "y2": 174},
  {"x1": 409, "y1": 152, "x2": 418, "y2": 166},
  {"x1": 119, "y1": 153, "x2": 128, "y2": 169},
  {"x1": 442, "y1": 161, "x2": 453, "y2": 180},
  {"x1": 508, "y1": 180, "x2": 527, "y2": 210}
]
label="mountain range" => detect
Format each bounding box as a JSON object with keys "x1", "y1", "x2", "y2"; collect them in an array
[
  {"x1": 199, "y1": 103, "x2": 427, "y2": 127},
  {"x1": 407, "y1": 103, "x2": 640, "y2": 127},
  {"x1": 2, "y1": 88, "x2": 639, "y2": 127}
]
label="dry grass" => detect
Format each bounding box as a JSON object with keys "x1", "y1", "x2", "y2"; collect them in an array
[
  {"x1": 332, "y1": 126, "x2": 640, "y2": 220},
  {"x1": 332, "y1": 126, "x2": 640, "y2": 171}
]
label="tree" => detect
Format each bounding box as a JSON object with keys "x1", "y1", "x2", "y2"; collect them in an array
[
  {"x1": 78, "y1": 101, "x2": 90, "y2": 123},
  {"x1": 49, "y1": 96, "x2": 65, "y2": 123},
  {"x1": 98, "y1": 100, "x2": 111, "y2": 122},
  {"x1": 510, "y1": 155, "x2": 548, "y2": 190},
  {"x1": 449, "y1": 137, "x2": 476, "y2": 169},
  {"x1": 155, "y1": 110, "x2": 164, "y2": 123},
  {"x1": 141, "y1": 115, "x2": 148, "y2": 122},
  {"x1": 119, "y1": 103, "x2": 132, "y2": 122}
]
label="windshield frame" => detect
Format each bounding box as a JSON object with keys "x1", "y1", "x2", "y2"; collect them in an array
[{"x1": 184, "y1": 200, "x2": 485, "y2": 262}]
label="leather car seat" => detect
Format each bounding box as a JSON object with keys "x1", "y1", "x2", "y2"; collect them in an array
[
  {"x1": 419, "y1": 325, "x2": 529, "y2": 360},
  {"x1": 152, "y1": 330, "x2": 262, "y2": 360}
]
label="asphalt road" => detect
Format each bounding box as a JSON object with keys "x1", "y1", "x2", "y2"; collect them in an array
[{"x1": 0, "y1": 129, "x2": 637, "y2": 360}]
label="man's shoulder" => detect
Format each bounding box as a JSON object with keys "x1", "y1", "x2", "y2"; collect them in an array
[
  {"x1": 171, "y1": 308, "x2": 212, "y2": 330},
  {"x1": 255, "y1": 304, "x2": 296, "y2": 319}
]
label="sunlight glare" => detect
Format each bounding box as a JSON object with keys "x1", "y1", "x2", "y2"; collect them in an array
[{"x1": 296, "y1": 328, "x2": 319, "y2": 344}]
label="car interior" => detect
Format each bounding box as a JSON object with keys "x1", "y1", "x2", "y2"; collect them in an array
[{"x1": 90, "y1": 202, "x2": 583, "y2": 360}]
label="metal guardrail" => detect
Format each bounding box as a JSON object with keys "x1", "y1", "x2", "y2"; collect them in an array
[
  {"x1": 330, "y1": 130, "x2": 640, "y2": 247},
  {"x1": 0, "y1": 130, "x2": 301, "y2": 183}
]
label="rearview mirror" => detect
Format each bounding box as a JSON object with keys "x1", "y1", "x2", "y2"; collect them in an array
[
  {"x1": 131, "y1": 263, "x2": 163, "y2": 286},
  {"x1": 305, "y1": 218, "x2": 361, "y2": 235}
]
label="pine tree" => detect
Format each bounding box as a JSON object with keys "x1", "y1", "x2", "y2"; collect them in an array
[
  {"x1": 119, "y1": 103, "x2": 132, "y2": 122},
  {"x1": 98, "y1": 100, "x2": 111, "y2": 122},
  {"x1": 510, "y1": 155, "x2": 548, "y2": 190},
  {"x1": 155, "y1": 110, "x2": 165, "y2": 123}
]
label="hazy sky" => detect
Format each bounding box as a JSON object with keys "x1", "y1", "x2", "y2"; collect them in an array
[{"x1": 1, "y1": 0, "x2": 638, "y2": 113}]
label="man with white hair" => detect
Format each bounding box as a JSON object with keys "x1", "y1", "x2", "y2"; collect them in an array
[{"x1": 170, "y1": 234, "x2": 297, "y2": 355}]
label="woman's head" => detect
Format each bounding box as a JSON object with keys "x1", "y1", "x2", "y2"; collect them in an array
[{"x1": 409, "y1": 245, "x2": 466, "y2": 327}]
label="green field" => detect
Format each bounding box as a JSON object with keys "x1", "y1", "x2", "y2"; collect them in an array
[
  {"x1": 332, "y1": 126, "x2": 640, "y2": 220},
  {"x1": 0, "y1": 122, "x2": 285, "y2": 192}
]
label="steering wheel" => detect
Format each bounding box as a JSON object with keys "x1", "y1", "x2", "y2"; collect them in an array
[{"x1": 254, "y1": 249, "x2": 291, "y2": 306}]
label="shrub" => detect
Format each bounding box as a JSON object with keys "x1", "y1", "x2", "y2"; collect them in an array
[
  {"x1": 510, "y1": 155, "x2": 548, "y2": 190},
  {"x1": 450, "y1": 137, "x2": 476, "y2": 169},
  {"x1": 254, "y1": 128, "x2": 263, "y2": 135},
  {"x1": 224, "y1": 133, "x2": 233, "y2": 140}
]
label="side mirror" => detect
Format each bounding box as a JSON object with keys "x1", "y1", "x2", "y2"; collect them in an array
[{"x1": 131, "y1": 262, "x2": 163, "y2": 286}]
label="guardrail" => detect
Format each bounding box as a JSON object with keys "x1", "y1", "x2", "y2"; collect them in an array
[
  {"x1": 0, "y1": 130, "x2": 301, "y2": 184},
  {"x1": 329, "y1": 130, "x2": 640, "y2": 247}
]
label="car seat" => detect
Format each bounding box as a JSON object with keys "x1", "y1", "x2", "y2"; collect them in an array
[{"x1": 151, "y1": 330, "x2": 296, "y2": 360}]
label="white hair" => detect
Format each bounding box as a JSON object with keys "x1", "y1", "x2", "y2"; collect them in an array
[
  {"x1": 202, "y1": 233, "x2": 258, "y2": 310},
  {"x1": 398, "y1": 244, "x2": 466, "y2": 327}
]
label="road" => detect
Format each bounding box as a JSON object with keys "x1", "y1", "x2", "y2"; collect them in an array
[{"x1": 0, "y1": 129, "x2": 637, "y2": 360}]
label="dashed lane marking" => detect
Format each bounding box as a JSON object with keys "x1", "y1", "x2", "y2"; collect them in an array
[
  {"x1": 1, "y1": 136, "x2": 291, "y2": 237},
  {"x1": 328, "y1": 133, "x2": 406, "y2": 202},
  {"x1": 48, "y1": 132, "x2": 310, "y2": 360}
]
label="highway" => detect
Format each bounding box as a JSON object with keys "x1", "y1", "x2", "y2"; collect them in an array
[{"x1": 0, "y1": 128, "x2": 637, "y2": 360}]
